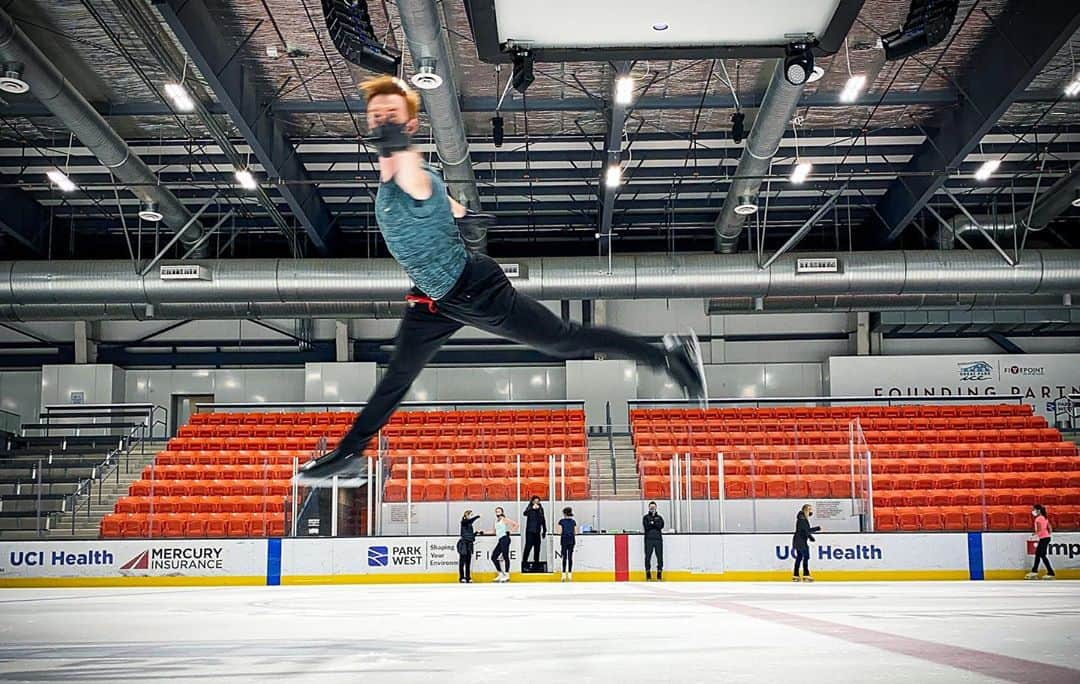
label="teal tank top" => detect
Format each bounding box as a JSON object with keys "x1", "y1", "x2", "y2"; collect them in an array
[
  {"x1": 375, "y1": 166, "x2": 468, "y2": 300},
  {"x1": 495, "y1": 520, "x2": 508, "y2": 538}
]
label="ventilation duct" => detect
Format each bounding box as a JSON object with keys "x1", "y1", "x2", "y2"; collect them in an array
[
  {"x1": 937, "y1": 162, "x2": 1080, "y2": 248},
  {"x1": 708, "y1": 293, "x2": 1073, "y2": 313},
  {"x1": 1, "y1": 251, "x2": 1077, "y2": 321},
  {"x1": 396, "y1": 0, "x2": 484, "y2": 251},
  {"x1": 714, "y1": 59, "x2": 807, "y2": 253},
  {"x1": 0, "y1": 7, "x2": 206, "y2": 254}
]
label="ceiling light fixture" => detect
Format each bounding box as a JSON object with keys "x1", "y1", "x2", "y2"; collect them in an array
[
  {"x1": 614, "y1": 76, "x2": 634, "y2": 105},
  {"x1": 790, "y1": 160, "x2": 812, "y2": 184},
  {"x1": 410, "y1": 56, "x2": 443, "y2": 90},
  {"x1": 840, "y1": 39, "x2": 866, "y2": 103},
  {"x1": 974, "y1": 159, "x2": 1000, "y2": 181},
  {"x1": 783, "y1": 42, "x2": 814, "y2": 86},
  {"x1": 1070, "y1": 189, "x2": 1080, "y2": 208},
  {"x1": 46, "y1": 169, "x2": 77, "y2": 193},
  {"x1": 604, "y1": 164, "x2": 622, "y2": 188},
  {"x1": 235, "y1": 168, "x2": 258, "y2": 190},
  {"x1": 652, "y1": 22, "x2": 669, "y2": 31},
  {"x1": 731, "y1": 111, "x2": 746, "y2": 144},
  {"x1": 138, "y1": 200, "x2": 163, "y2": 222},
  {"x1": 733, "y1": 193, "x2": 758, "y2": 215},
  {"x1": 164, "y1": 82, "x2": 195, "y2": 112},
  {"x1": 0, "y1": 63, "x2": 29, "y2": 94},
  {"x1": 1065, "y1": 74, "x2": 1080, "y2": 98}
]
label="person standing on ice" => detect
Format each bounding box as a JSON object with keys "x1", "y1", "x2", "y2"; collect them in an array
[
  {"x1": 457, "y1": 510, "x2": 480, "y2": 583},
  {"x1": 792, "y1": 504, "x2": 821, "y2": 583},
  {"x1": 490, "y1": 506, "x2": 518, "y2": 583},
  {"x1": 643, "y1": 501, "x2": 665, "y2": 581},
  {"x1": 1026, "y1": 504, "x2": 1055, "y2": 580},
  {"x1": 522, "y1": 496, "x2": 547, "y2": 570}
]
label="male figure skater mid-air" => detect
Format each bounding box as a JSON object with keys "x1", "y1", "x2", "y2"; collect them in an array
[{"x1": 299, "y1": 76, "x2": 706, "y2": 481}]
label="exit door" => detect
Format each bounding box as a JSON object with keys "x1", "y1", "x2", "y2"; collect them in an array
[{"x1": 171, "y1": 393, "x2": 214, "y2": 436}]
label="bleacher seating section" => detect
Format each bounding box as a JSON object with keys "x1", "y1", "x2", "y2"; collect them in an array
[
  {"x1": 631, "y1": 404, "x2": 1080, "y2": 532},
  {"x1": 101, "y1": 408, "x2": 589, "y2": 538}
]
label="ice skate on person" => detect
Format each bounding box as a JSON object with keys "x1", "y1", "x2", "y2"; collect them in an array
[
  {"x1": 1024, "y1": 572, "x2": 1039, "y2": 580},
  {"x1": 663, "y1": 331, "x2": 708, "y2": 408},
  {"x1": 1041, "y1": 573, "x2": 1055, "y2": 580},
  {"x1": 294, "y1": 443, "x2": 367, "y2": 484}
]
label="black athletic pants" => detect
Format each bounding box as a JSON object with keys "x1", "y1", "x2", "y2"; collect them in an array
[
  {"x1": 458, "y1": 540, "x2": 474, "y2": 581},
  {"x1": 561, "y1": 540, "x2": 575, "y2": 572},
  {"x1": 523, "y1": 531, "x2": 543, "y2": 566},
  {"x1": 1032, "y1": 538, "x2": 1054, "y2": 574},
  {"x1": 333, "y1": 255, "x2": 668, "y2": 455},
  {"x1": 492, "y1": 535, "x2": 511, "y2": 573},
  {"x1": 793, "y1": 546, "x2": 810, "y2": 577},
  {"x1": 645, "y1": 537, "x2": 663, "y2": 574}
]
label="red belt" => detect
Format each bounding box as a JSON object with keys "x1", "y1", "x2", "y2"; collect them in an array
[{"x1": 406, "y1": 294, "x2": 438, "y2": 313}]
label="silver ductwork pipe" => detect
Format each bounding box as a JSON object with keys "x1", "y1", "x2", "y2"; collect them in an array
[
  {"x1": 1, "y1": 251, "x2": 1077, "y2": 321},
  {"x1": 709, "y1": 293, "x2": 1073, "y2": 313},
  {"x1": 397, "y1": 0, "x2": 484, "y2": 252},
  {"x1": 714, "y1": 60, "x2": 807, "y2": 253},
  {"x1": 0, "y1": 302, "x2": 406, "y2": 322},
  {"x1": 0, "y1": 6, "x2": 206, "y2": 256},
  {"x1": 938, "y1": 162, "x2": 1080, "y2": 248}
]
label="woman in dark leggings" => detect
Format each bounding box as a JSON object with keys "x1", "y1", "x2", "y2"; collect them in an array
[
  {"x1": 1026, "y1": 504, "x2": 1055, "y2": 580},
  {"x1": 792, "y1": 504, "x2": 821, "y2": 582},
  {"x1": 490, "y1": 507, "x2": 518, "y2": 583},
  {"x1": 457, "y1": 510, "x2": 480, "y2": 583},
  {"x1": 558, "y1": 507, "x2": 577, "y2": 582}
]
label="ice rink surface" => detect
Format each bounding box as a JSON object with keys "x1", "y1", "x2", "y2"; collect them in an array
[{"x1": 0, "y1": 581, "x2": 1077, "y2": 684}]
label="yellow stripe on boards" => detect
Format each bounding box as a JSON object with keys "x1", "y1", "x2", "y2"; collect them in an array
[
  {"x1": 280, "y1": 571, "x2": 614, "y2": 585},
  {"x1": 0, "y1": 576, "x2": 265, "y2": 589},
  {"x1": 983, "y1": 569, "x2": 1080, "y2": 581},
  {"x1": 624, "y1": 570, "x2": 972, "y2": 582}
]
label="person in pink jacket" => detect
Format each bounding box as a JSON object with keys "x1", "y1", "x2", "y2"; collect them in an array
[{"x1": 1025, "y1": 504, "x2": 1055, "y2": 580}]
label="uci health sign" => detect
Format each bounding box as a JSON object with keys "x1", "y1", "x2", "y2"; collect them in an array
[
  {"x1": 0, "y1": 540, "x2": 263, "y2": 580},
  {"x1": 828, "y1": 354, "x2": 1080, "y2": 419}
]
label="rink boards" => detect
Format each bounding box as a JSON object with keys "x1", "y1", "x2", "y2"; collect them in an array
[{"x1": 0, "y1": 533, "x2": 1076, "y2": 586}]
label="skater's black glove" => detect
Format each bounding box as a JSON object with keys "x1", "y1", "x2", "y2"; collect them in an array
[{"x1": 366, "y1": 121, "x2": 412, "y2": 158}]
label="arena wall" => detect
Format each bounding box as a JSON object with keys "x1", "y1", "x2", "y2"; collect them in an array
[{"x1": 1, "y1": 533, "x2": 1076, "y2": 587}]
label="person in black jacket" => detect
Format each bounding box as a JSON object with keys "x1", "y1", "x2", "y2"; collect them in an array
[
  {"x1": 457, "y1": 509, "x2": 480, "y2": 583},
  {"x1": 643, "y1": 501, "x2": 665, "y2": 581},
  {"x1": 522, "y1": 496, "x2": 547, "y2": 570},
  {"x1": 792, "y1": 504, "x2": 821, "y2": 582}
]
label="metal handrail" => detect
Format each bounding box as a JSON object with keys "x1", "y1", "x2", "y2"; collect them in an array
[
  {"x1": 630, "y1": 394, "x2": 1028, "y2": 407},
  {"x1": 195, "y1": 399, "x2": 587, "y2": 412},
  {"x1": 604, "y1": 402, "x2": 617, "y2": 496}
]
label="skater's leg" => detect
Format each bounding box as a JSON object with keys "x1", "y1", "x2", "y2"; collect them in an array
[
  {"x1": 565, "y1": 543, "x2": 574, "y2": 573},
  {"x1": 530, "y1": 532, "x2": 542, "y2": 562},
  {"x1": 311, "y1": 302, "x2": 462, "y2": 469},
  {"x1": 644, "y1": 539, "x2": 655, "y2": 575},
  {"x1": 656, "y1": 540, "x2": 664, "y2": 576},
  {"x1": 439, "y1": 256, "x2": 704, "y2": 398},
  {"x1": 793, "y1": 551, "x2": 802, "y2": 578}
]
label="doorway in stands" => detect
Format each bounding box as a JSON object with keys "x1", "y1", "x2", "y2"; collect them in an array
[{"x1": 171, "y1": 394, "x2": 214, "y2": 437}]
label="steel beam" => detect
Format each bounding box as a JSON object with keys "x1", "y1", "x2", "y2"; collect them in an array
[
  {"x1": 872, "y1": 2, "x2": 1080, "y2": 243},
  {"x1": 152, "y1": 0, "x2": 338, "y2": 254}
]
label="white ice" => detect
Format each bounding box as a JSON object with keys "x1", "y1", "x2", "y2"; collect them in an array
[{"x1": 0, "y1": 581, "x2": 1078, "y2": 683}]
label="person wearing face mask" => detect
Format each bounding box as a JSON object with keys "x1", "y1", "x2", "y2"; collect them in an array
[
  {"x1": 1026, "y1": 504, "x2": 1055, "y2": 580},
  {"x1": 793, "y1": 504, "x2": 822, "y2": 582},
  {"x1": 522, "y1": 495, "x2": 548, "y2": 571},
  {"x1": 490, "y1": 506, "x2": 519, "y2": 583},
  {"x1": 643, "y1": 501, "x2": 665, "y2": 581},
  {"x1": 296, "y1": 76, "x2": 707, "y2": 484},
  {"x1": 457, "y1": 510, "x2": 480, "y2": 584}
]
